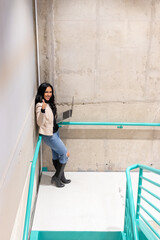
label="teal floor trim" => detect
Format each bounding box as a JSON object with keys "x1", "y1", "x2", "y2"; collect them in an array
[
  {"x1": 42, "y1": 167, "x2": 48, "y2": 172},
  {"x1": 30, "y1": 231, "x2": 123, "y2": 240}
]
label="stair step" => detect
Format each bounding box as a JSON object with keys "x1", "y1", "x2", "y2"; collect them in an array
[{"x1": 30, "y1": 231, "x2": 123, "y2": 240}]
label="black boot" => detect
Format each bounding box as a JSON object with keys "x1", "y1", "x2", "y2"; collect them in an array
[
  {"x1": 51, "y1": 162, "x2": 65, "y2": 188},
  {"x1": 52, "y1": 159, "x2": 71, "y2": 184},
  {"x1": 61, "y1": 172, "x2": 71, "y2": 184},
  {"x1": 52, "y1": 159, "x2": 58, "y2": 170}
]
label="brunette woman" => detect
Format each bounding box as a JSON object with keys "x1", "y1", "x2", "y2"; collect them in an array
[{"x1": 35, "y1": 82, "x2": 71, "y2": 188}]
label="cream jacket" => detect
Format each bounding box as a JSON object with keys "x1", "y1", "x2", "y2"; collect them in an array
[{"x1": 36, "y1": 102, "x2": 54, "y2": 136}]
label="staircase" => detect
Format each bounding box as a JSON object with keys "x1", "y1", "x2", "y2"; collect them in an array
[
  {"x1": 30, "y1": 166, "x2": 160, "y2": 240},
  {"x1": 22, "y1": 136, "x2": 160, "y2": 240}
]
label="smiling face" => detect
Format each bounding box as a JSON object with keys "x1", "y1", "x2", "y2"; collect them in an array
[{"x1": 44, "y1": 86, "x2": 52, "y2": 101}]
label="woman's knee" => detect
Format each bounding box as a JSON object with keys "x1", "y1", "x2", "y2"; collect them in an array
[
  {"x1": 65, "y1": 151, "x2": 70, "y2": 162},
  {"x1": 66, "y1": 151, "x2": 70, "y2": 158},
  {"x1": 59, "y1": 151, "x2": 70, "y2": 164}
]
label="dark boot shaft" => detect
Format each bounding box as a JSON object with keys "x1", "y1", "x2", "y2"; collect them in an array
[
  {"x1": 55, "y1": 162, "x2": 66, "y2": 179},
  {"x1": 52, "y1": 159, "x2": 58, "y2": 169}
]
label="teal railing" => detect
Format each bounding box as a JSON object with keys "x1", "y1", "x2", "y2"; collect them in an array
[
  {"x1": 23, "y1": 135, "x2": 42, "y2": 240},
  {"x1": 124, "y1": 164, "x2": 160, "y2": 240},
  {"x1": 58, "y1": 121, "x2": 160, "y2": 128}
]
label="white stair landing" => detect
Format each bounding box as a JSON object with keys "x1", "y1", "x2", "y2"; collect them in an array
[{"x1": 32, "y1": 172, "x2": 129, "y2": 232}]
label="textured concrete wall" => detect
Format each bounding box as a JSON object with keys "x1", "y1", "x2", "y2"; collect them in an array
[
  {"x1": 38, "y1": 0, "x2": 160, "y2": 171},
  {"x1": 0, "y1": 0, "x2": 38, "y2": 239},
  {"x1": 37, "y1": 0, "x2": 54, "y2": 84}
]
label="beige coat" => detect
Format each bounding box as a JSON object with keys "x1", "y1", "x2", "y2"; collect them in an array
[{"x1": 36, "y1": 102, "x2": 54, "y2": 136}]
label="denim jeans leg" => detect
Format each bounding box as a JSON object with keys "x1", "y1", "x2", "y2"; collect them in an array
[
  {"x1": 42, "y1": 131, "x2": 68, "y2": 164},
  {"x1": 52, "y1": 150, "x2": 59, "y2": 161}
]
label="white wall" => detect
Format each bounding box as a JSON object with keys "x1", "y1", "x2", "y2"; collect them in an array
[{"x1": 0, "y1": 0, "x2": 38, "y2": 239}]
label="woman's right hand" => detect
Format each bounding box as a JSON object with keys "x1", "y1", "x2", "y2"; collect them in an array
[{"x1": 42, "y1": 99, "x2": 47, "y2": 110}]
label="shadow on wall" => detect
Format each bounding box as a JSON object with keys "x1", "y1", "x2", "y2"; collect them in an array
[{"x1": 59, "y1": 128, "x2": 160, "y2": 140}]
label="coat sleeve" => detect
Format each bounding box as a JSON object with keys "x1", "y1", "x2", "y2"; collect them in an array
[{"x1": 36, "y1": 103, "x2": 46, "y2": 127}]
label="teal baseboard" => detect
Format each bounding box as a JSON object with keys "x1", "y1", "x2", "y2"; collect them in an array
[{"x1": 42, "y1": 167, "x2": 48, "y2": 172}]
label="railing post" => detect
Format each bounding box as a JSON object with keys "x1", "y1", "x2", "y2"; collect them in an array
[
  {"x1": 136, "y1": 168, "x2": 143, "y2": 220},
  {"x1": 125, "y1": 165, "x2": 140, "y2": 240},
  {"x1": 124, "y1": 183, "x2": 129, "y2": 234}
]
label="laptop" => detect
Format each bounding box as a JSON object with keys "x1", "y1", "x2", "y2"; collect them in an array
[{"x1": 57, "y1": 96, "x2": 74, "y2": 123}]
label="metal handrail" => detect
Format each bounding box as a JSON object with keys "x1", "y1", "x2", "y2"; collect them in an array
[
  {"x1": 58, "y1": 121, "x2": 160, "y2": 128},
  {"x1": 22, "y1": 135, "x2": 42, "y2": 240},
  {"x1": 125, "y1": 164, "x2": 160, "y2": 240},
  {"x1": 136, "y1": 165, "x2": 160, "y2": 239}
]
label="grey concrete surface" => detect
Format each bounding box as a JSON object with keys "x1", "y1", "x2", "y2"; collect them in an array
[{"x1": 37, "y1": 0, "x2": 160, "y2": 171}]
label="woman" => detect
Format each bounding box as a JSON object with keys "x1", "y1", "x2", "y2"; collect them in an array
[{"x1": 35, "y1": 82, "x2": 71, "y2": 188}]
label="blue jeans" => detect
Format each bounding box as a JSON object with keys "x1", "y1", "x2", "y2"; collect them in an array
[{"x1": 42, "y1": 131, "x2": 68, "y2": 164}]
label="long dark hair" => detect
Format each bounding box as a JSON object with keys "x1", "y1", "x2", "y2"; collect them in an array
[{"x1": 35, "y1": 82, "x2": 57, "y2": 117}]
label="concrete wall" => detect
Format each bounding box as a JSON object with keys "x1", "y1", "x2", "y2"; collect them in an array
[
  {"x1": 38, "y1": 0, "x2": 160, "y2": 171},
  {"x1": 0, "y1": 0, "x2": 38, "y2": 239}
]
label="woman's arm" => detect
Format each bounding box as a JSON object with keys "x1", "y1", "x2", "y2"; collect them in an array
[{"x1": 36, "y1": 103, "x2": 46, "y2": 127}]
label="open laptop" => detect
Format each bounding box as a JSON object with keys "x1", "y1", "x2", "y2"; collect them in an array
[{"x1": 57, "y1": 96, "x2": 74, "y2": 123}]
